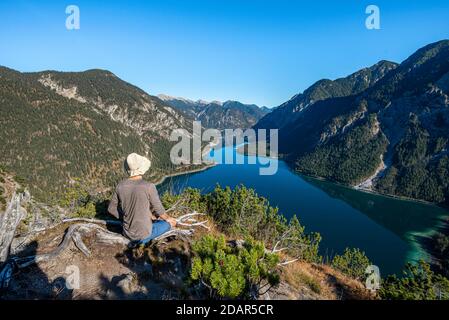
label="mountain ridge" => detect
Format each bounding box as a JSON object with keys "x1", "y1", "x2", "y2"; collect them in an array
[
  {"x1": 264, "y1": 39, "x2": 449, "y2": 205},
  {"x1": 255, "y1": 60, "x2": 399, "y2": 131},
  {"x1": 159, "y1": 94, "x2": 270, "y2": 130},
  {"x1": 0, "y1": 67, "x2": 197, "y2": 200}
]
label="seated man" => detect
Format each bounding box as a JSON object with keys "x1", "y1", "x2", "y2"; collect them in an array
[{"x1": 108, "y1": 153, "x2": 177, "y2": 244}]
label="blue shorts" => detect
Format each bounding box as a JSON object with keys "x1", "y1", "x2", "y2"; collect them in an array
[{"x1": 139, "y1": 220, "x2": 171, "y2": 245}]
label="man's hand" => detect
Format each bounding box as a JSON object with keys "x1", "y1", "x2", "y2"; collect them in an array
[
  {"x1": 159, "y1": 213, "x2": 177, "y2": 228},
  {"x1": 165, "y1": 216, "x2": 177, "y2": 228}
]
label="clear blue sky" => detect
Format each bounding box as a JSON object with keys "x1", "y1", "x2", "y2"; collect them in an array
[{"x1": 0, "y1": 0, "x2": 448, "y2": 107}]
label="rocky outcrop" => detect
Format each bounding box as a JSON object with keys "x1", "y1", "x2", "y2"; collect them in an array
[
  {"x1": 38, "y1": 73, "x2": 190, "y2": 141},
  {"x1": 0, "y1": 219, "x2": 371, "y2": 300},
  {"x1": 0, "y1": 187, "x2": 370, "y2": 300}
]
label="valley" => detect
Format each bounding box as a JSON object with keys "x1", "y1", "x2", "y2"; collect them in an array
[
  {"x1": 1, "y1": 39, "x2": 449, "y2": 300},
  {"x1": 256, "y1": 40, "x2": 449, "y2": 207}
]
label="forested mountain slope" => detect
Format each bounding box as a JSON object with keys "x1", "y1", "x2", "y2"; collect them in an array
[
  {"x1": 272, "y1": 40, "x2": 449, "y2": 204},
  {"x1": 255, "y1": 60, "x2": 398, "y2": 131},
  {"x1": 0, "y1": 67, "x2": 194, "y2": 200}
]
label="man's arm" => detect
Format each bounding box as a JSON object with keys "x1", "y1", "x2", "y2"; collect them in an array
[
  {"x1": 108, "y1": 189, "x2": 121, "y2": 219},
  {"x1": 149, "y1": 184, "x2": 176, "y2": 227}
]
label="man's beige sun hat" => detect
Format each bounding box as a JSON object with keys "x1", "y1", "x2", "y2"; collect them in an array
[{"x1": 125, "y1": 153, "x2": 151, "y2": 177}]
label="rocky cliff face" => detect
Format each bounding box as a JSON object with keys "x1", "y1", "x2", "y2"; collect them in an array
[
  {"x1": 258, "y1": 40, "x2": 449, "y2": 205},
  {"x1": 36, "y1": 71, "x2": 191, "y2": 141}
]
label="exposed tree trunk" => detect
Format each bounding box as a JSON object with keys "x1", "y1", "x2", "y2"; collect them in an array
[{"x1": 0, "y1": 191, "x2": 30, "y2": 263}]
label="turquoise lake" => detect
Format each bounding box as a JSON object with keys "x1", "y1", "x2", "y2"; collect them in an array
[{"x1": 158, "y1": 146, "x2": 449, "y2": 276}]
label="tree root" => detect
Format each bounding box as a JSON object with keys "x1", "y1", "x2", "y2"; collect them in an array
[{"x1": 0, "y1": 213, "x2": 208, "y2": 290}]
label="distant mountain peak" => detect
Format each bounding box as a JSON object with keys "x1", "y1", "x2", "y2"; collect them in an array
[
  {"x1": 369, "y1": 60, "x2": 398, "y2": 69},
  {"x1": 400, "y1": 39, "x2": 449, "y2": 69},
  {"x1": 158, "y1": 94, "x2": 195, "y2": 104},
  {"x1": 255, "y1": 59, "x2": 398, "y2": 131},
  {"x1": 160, "y1": 95, "x2": 269, "y2": 129},
  {"x1": 208, "y1": 100, "x2": 223, "y2": 106},
  {"x1": 157, "y1": 94, "x2": 224, "y2": 107}
]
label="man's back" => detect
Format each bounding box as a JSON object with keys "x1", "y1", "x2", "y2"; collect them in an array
[{"x1": 108, "y1": 179, "x2": 166, "y2": 240}]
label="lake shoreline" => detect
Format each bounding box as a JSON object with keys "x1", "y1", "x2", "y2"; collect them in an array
[
  {"x1": 154, "y1": 163, "x2": 217, "y2": 186},
  {"x1": 156, "y1": 145, "x2": 449, "y2": 275},
  {"x1": 163, "y1": 144, "x2": 447, "y2": 208},
  {"x1": 301, "y1": 173, "x2": 447, "y2": 208},
  {"x1": 407, "y1": 216, "x2": 449, "y2": 271},
  {"x1": 298, "y1": 173, "x2": 449, "y2": 270},
  {"x1": 154, "y1": 142, "x2": 219, "y2": 186},
  {"x1": 237, "y1": 144, "x2": 441, "y2": 207}
]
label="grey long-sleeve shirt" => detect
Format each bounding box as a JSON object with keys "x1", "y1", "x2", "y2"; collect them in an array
[{"x1": 108, "y1": 179, "x2": 166, "y2": 241}]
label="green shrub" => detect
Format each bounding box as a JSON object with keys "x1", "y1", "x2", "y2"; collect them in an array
[
  {"x1": 284, "y1": 215, "x2": 322, "y2": 263},
  {"x1": 331, "y1": 248, "x2": 371, "y2": 280},
  {"x1": 163, "y1": 185, "x2": 322, "y2": 263},
  {"x1": 379, "y1": 260, "x2": 449, "y2": 300},
  {"x1": 13, "y1": 175, "x2": 27, "y2": 185},
  {"x1": 161, "y1": 187, "x2": 207, "y2": 213},
  {"x1": 59, "y1": 178, "x2": 110, "y2": 219},
  {"x1": 0, "y1": 195, "x2": 6, "y2": 211},
  {"x1": 206, "y1": 185, "x2": 280, "y2": 240},
  {"x1": 73, "y1": 201, "x2": 97, "y2": 218},
  {"x1": 190, "y1": 235, "x2": 280, "y2": 299},
  {"x1": 16, "y1": 187, "x2": 25, "y2": 194},
  {"x1": 431, "y1": 232, "x2": 449, "y2": 277},
  {"x1": 59, "y1": 178, "x2": 90, "y2": 210},
  {"x1": 204, "y1": 185, "x2": 322, "y2": 262},
  {"x1": 433, "y1": 232, "x2": 449, "y2": 256}
]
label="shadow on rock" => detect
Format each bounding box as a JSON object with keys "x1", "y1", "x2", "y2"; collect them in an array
[
  {"x1": 97, "y1": 237, "x2": 195, "y2": 300},
  {"x1": 0, "y1": 241, "x2": 73, "y2": 300}
]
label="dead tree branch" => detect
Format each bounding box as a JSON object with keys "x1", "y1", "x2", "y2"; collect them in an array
[
  {"x1": 0, "y1": 191, "x2": 30, "y2": 263},
  {"x1": 175, "y1": 212, "x2": 209, "y2": 230}
]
